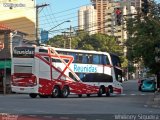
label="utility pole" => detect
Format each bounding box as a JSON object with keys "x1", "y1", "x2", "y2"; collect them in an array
[
  {"x1": 3, "y1": 32, "x2": 8, "y2": 95},
  {"x1": 69, "y1": 25, "x2": 72, "y2": 49},
  {"x1": 36, "y1": 3, "x2": 49, "y2": 45}
]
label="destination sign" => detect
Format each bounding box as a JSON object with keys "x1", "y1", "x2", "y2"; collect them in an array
[{"x1": 13, "y1": 47, "x2": 35, "y2": 58}]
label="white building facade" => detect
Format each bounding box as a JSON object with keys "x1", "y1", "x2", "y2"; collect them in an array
[
  {"x1": 78, "y1": 5, "x2": 97, "y2": 35},
  {"x1": 0, "y1": 0, "x2": 36, "y2": 41}
]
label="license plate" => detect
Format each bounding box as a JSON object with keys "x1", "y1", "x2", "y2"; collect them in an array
[{"x1": 20, "y1": 88, "x2": 24, "y2": 90}]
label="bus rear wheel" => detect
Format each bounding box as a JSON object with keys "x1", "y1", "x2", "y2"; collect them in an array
[
  {"x1": 61, "y1": 86, "x2": 70, "y2": 98},
  {"x1": 87, "y1": 94, "x2": 90, "y2": 97},
  {"x1": 52, "y1": 86, "x2": 61, "y2": 98},
  {"x1": 78, "y1": 94, "x2": 82, "y2": 98},
  {"x1": 106, "y1": 86, "x2": 113, "y2": 97},
  {"x1": 29, "y1": 93, "x2": 37, "y2": 98},
  {"x1": 98, "y1": 87, "x2": 103, "y2": 97}
]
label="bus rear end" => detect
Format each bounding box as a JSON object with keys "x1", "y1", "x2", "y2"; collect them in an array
[
  {"x1": 11, "y1": 47, "x2": 38, "y2": 98},
  {"x1": 11, "y1": 66, "x2": 38, "y2": 93}
]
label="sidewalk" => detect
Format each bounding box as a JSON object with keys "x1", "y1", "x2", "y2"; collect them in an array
[{"x1": 148, "y1": 91, "x2": 160, "y2": 108}]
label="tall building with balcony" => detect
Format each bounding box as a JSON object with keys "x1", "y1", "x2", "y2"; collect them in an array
[
  {"x1": 0, "y1": 0, "x2": 36, "y2": 41},
  {"x1": 105, "y1": 1, "x2": 137, "y2": 44},
  {"x1": 83, "y1": 0, "x2": 141, "y2": 35},
  {"x1": 91, "y1": 0, "x2": 112, "y2": 33},
  {"x1": 105, "y1": 2, "x2": 123, "y2": 43},
  {"x1": 130, "y1": 0, "x2": 141, "y2": 9},
  {"x1": 78, "y1": 5, "x2": 97, "y2": 35}
]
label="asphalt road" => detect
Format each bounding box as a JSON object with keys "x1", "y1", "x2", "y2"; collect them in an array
[{"x1": 0, "y1": 80, "x2": 159, "y2": 120}]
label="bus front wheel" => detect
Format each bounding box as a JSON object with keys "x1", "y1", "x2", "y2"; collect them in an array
[{"x1": 29, "y1": 93, "x2": 37, "y2": 98}]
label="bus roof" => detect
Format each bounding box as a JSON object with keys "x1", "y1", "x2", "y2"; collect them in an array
[
  {"x1": 14, "y1": 46, "x2": 119, "y2": 57},
  {"x1": 54, "y1": 47, "x2": 110, "y2": 55}
]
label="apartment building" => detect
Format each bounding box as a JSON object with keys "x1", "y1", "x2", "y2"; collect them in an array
[
  {"x1": 105, "y1": 2, "x2": 120, "y2": 36},
  {"x1": 0, "y1": 0, "x2": 36, "y2": 41},
  {"x1": 78, "y1": 5, "x2": 97, "y2": 35},
  {"x1": 105, "y1": 1, "x2": 137, "y2": 44},
  {"x1": 130, "y1": 0, "x2": 141, "y2": 9},
  {"x1": 91, "y1": 0, "x2": 111, "y2": 33}
]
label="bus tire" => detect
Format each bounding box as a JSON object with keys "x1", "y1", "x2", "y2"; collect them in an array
[
  {"x1": 98, "y1": 87, "x2": 103, "y2": 97},
  {"x1": 106, "y1": 91, "x2": 110, "y2": 97},
  {"x1": 87, "y1": 94, "x2": 90, "y2": 97},
  {"x1": 61, "y1": 86, "x2": 70, "y2": 98},
  {"x1": 52, "y1": 86, "x2": 61, "y2": 98},
  {"x1": 106, "y1": 86, "x2": 113, "y2": 97},
  {"x1": 29, "y1": 93, "x2": 37, "y2": 98},
  {"x1": 78, "y1": 94, "x2": 82, "y2": 98}
]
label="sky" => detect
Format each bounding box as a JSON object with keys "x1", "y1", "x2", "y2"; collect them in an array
[
  {"x1": 36, "y1": 0, "x2": 91, "y2": 37},
  {"x1": 36, "y1": 0, "x2": 160, "y2": 37}
]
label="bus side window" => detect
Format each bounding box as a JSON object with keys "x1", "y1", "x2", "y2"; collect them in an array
[
  {"x1": 78, "y1": 53, "x2": 83, "y2": 63},
  {"x1": 58, "y1": 51, "x2": 66, "y2": 55},
  {"x1": 44, "y1": 57, "x2": 50, "y2": 62},
  {"x1": 92, "y1": 54, "x2": 100, "y2": 64},
  {"x1": 70, "y1": 52, "x2": 76, "y2": 63},
  {"x1": 103, "y1": 55, "x2": 110, "y2": 65},
  {"x1": 88, "y1": 54, "x2": 93, "y2": 64},
  {"x1": 82, "y1": 54, "x2": 88, "y2": 64},
  {"x1": 39, "y1": 49, "x2": 48, "y2": 53},
  {"x1": 52, "y1": 58, "x2": 61, "y2": 62},
  {"x1": 99, "y1": 55, "x2": 102, "y2": 64}
]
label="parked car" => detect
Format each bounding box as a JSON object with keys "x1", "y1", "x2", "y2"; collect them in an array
[{"x1": 138, "y1": 77, "x2": 156, "y2": 92}]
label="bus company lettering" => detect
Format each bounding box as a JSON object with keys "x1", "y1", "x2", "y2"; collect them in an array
[
  {"x1": 74, "y1": 64, "x2": 97, "y2": 73},
  {"x1": 13, "y1": 49, "x2": 34, "y2": 55}
]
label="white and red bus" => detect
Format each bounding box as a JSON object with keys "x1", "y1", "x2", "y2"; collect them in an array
[
  {"x1": 54, "y1": 48, "x2": 123, "y2": 95},
  {"x1": 11, "y1": 46, "x2": 112, "y2": 98}
]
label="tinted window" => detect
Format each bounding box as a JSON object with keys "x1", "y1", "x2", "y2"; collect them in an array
[
  {"x1": 52, "y1": 58, "x2": 61, "y2": 62},
  {"x1": 103, "y1": 55, "x2": 110, "y2": 65},
  {"x1": 82, "y1": 54, "x2": 88, "y2": 63},
  {"x1": 56, "y1": 51, "x2": 66, "y2": 55},
  {"x1": 44, "y1": 57, "x2": 50, "y2": 62},
  {"x1": 72, "y1": 73, "x2": 113, "y2": 82},
  {"x1": 88, "y1": 54, "x2": 93, "y2": 64},
  {"x1": 77, "y1": 53, "x2": 83, "y2": 63},
  {"x1": 110, "y1": 54, "x2": 121, "y2": 67},
  {"x1": 92, "y1": 55, "x2": 99, "y2": 64},
  {"x1": 39, "y1": 49, "x2": 48, "y2": 53},
  {"x1": 14, "y1": 65, "x2": 32, "y2": 73},
  {"x1": 69, "y1": 52, "x2": 76, "y2": 63},
  {"x1": 114, "y1": 67, "x2": 122, "y2": 82}
]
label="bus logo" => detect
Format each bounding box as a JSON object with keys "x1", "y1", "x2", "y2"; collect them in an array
[
  {"x1": 13, "y1": 47, "x2": 35, "y2": 58},
  {"x1": 74, "y1": 64, "x2": 97, "y2": 73}
]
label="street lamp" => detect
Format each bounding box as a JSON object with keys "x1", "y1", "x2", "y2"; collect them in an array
[{"x1": 48, "y1": 20, "x2": 71, "y2": 32}]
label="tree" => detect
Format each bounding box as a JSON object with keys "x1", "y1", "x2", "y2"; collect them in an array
[
  {"x1": 77, "y1": 33, "x2": 123, "y2": 54},
  {"x1": 126, "y1": 0, "x2": 160, "y2": 74}
]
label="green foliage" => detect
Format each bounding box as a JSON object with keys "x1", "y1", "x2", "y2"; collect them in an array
[{"x1": 126, "y1": 0, "x2": 160, "y2": 74}]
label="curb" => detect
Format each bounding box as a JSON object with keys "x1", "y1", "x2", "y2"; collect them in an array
[{"x1": 146, "y1": 92, "x2": 160, "y2": 108}]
